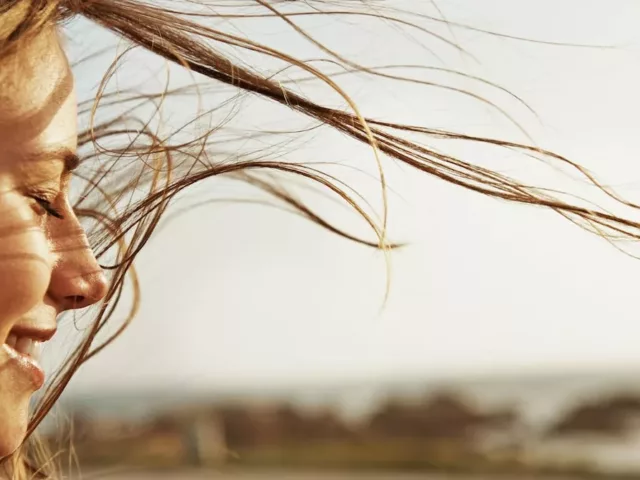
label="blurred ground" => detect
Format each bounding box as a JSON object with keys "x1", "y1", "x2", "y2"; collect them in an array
[{"x1": 79, "y1": 470, "x2": 584, "y2": 480}]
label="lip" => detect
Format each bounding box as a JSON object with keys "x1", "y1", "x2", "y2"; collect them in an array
[
  {"x1": 1, "y1": 342, "x2": 45, "y2": 389},
  {"x1": 9, "y1": 325, "x2": 56, "y2": 342}
]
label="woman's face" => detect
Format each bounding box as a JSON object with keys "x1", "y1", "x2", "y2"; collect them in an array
[{"x1": 0, "y1": 29, "x2": 108, "y2": 456}]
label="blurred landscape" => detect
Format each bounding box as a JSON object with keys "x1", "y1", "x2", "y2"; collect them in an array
[{"x1": 49, "y1": 370, "x2": 640, "y2": 479}]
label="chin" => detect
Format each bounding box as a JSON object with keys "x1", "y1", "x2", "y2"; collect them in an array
[{"x1": 0, "y1": 395, "x2": 30, "y2": 459}]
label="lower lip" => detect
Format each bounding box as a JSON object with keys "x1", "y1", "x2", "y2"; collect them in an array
[{"x1": 1, "y1": 343, "x2": 45, "y2": 389}]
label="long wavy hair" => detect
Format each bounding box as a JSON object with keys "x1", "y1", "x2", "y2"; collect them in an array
[{"x1": 1, "y1": 0, "x2": 639, "y2": 478}]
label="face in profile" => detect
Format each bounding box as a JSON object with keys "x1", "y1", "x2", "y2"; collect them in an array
[{"x1": 0, "y1": 28, "x2": 108, "y2": 457}]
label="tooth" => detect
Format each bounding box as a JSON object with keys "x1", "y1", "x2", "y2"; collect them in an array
[
  {"x1": 31, "y1": 341, "x2": 42, "y2": 361},
  {"x1": 15, "y1": 337, "x2": 33, "y2": 356},
  {"x1": 6, "y1": 334, "x2": 17, "y2": 348}
]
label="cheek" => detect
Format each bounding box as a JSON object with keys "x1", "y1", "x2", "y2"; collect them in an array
[{"x1": 0, "y1": 193, "x2": 53, "y2": 323}]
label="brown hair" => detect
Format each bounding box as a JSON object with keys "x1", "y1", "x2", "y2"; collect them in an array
[{"x1": 1, "y1": 1, "x2": 640, "y2": 478}]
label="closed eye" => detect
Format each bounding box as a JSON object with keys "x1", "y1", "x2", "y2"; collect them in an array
[{"x1": 29, "y1": 196, "x2": 64, "y2": 220}]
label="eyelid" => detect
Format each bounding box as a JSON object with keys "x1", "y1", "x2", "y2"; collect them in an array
[
  {"x1": 22, "y1": 185, "x2": 60, "y2": 202},
  {"x1": 33, "y1": 196, "x2": 65, "y2": 220},
  {"x1": 21, "y1": 185, "x2": 66, "y2": 219}
]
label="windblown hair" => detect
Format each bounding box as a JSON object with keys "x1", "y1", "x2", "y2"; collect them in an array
[{"x1": 1, "y1": 0, "x2": 639, "y2": 478}]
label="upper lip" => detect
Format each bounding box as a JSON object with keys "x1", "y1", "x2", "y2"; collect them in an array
[{"x1": 8, "y1": 325, "x2": 57, "y2": 342}]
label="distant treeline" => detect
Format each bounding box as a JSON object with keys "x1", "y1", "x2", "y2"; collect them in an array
[{"x1": 46, "y1": 389, "x2": 640, "y2": 474}]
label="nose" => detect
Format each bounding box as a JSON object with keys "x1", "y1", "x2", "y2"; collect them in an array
[{"x1": 47, "y1": 225, "x2": 109, "y2": 312}]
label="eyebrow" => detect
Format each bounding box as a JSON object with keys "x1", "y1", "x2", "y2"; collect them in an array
[{"x1": 24, "y1": 147, "x2": 80, "y2": 174}]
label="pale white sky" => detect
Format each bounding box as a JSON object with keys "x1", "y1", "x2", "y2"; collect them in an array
[{"x1": 44, "y1": 0, "x2": 640, "y2": 395}]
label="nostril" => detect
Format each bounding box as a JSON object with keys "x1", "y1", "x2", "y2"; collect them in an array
[
  {"x1": 50, "y1": 270, "x2": 108, "y2": 313},
  {"x1": 68, "y1": 295, "x2": 87, "y2": 308}
]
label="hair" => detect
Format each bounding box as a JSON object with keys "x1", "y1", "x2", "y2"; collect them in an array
[{"x1": 1, "y1": 0, "x2": 640, "y2": 478}]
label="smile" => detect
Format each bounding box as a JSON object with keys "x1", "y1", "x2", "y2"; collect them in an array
[
  {"x1": 4, "y1": 334, "x2": 42, "y2": 360},
  {"x1": 2, "y1": 326, "x2": 56, "y2": 389}
]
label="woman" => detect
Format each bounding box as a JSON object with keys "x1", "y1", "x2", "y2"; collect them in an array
[{"x1": 0, "y1": 1, "x2": 638, "y2": 478}]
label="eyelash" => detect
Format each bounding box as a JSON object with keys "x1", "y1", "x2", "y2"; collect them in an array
[{"x1": 30, "y1": 196, "x2": 64, "y2": 220}]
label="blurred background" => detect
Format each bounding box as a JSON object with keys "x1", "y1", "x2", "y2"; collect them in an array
[{"x1": 39, "y1": 1, "x2": 640, "y2": 478}]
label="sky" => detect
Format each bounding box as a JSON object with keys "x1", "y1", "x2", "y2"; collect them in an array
[{"x1": 42, "y1": 0, "x2": 640, "y2": 395}]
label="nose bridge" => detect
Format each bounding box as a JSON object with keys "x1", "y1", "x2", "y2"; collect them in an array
[{"x1": 49, "y1": 222, "x2": 108, "y2": 308}]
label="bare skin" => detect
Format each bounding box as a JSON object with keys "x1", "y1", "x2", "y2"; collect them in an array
[{"x1": 0, "y1": 28, "x2": 108, "y2": 457}]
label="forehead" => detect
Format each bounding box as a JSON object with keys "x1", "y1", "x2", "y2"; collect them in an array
[{"x1": 0, "y1": 27, "x2": 77, "y2": 157}]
